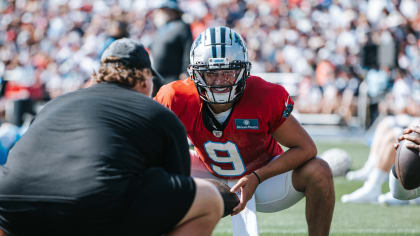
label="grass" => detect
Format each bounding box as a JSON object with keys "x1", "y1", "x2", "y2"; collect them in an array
[{"x1": 211, "y1": 140, "x2": 420, "y2": 236}]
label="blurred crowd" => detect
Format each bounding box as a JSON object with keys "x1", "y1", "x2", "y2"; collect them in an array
[{"x1": 0, "y1": 0, "x2": 419, "y2": 128}]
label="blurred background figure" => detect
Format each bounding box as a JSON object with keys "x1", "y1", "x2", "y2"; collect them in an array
[
  {"x1": 149, "y1": 0, "x2": 192, "y2": 86},
  {"x1": 342, "y1": 116, "x2": 412, "y2": 203},
  {"x1": 342, "y1": 65, "x2": 419, "y2": 204},
  {"x1": 98, "y1": 20, "x2": 129, "y2": 59},
  {"x1": 342, "y1": 118, "x2": 420, "y2": 206},
  {"x1": 294, "y1": 75, "x2": 323, "y2": 114},
  {"x1": 0, "y1": 122, "x2": 22, "y2": 166}
]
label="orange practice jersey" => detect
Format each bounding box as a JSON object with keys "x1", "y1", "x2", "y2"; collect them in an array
[{"x1": 154, "y1": 76, "x2": 294, "y2": 179}]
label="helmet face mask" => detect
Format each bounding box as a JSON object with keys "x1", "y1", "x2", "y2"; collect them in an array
[{"x1": 188, "y1": 27, "x2": 251, "y2": 104}]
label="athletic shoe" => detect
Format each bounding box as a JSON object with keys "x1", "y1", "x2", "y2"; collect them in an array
[
  {"x1": 409, "y1": 197, "x2": 420, "y2": 205},
  {"x1": 341, "y1": 185, "x2": 380, "y2": 203},
  {"x1": 379, "y1": 192, "x2": 420, "y2": 206},
  {"x1": 378, "y1": 192, "x2": 409, "y2": 206}
]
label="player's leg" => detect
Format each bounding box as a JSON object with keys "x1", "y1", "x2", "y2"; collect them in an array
[
  {"x1": 254, "y1": 170, "x2": 304, "y2": 213},
  {"x1": 342, "y1": 123, "x2": 401, "y2": 203},
  {"x1": 367, "y1": 115, "x2": 414, "y2": 181},
  {"x1": 292, "y1": 157, "x2": 334, "y2": 236},
  {"x1": 254, "y1": 156, "x2": 333, "y2": 236},
  {"x1": 346, "y1": 116, "x2": 394, "y2": 181},
  {"x1": 169, "y1": 178, "x2": 224, "y2": 236},
  {"x1": 191, "y1": 150, "x2": 256, "y2": 236},
  {"x1": 376, "y1": 130, "x2": 397, "y2": 172},
  {"x1": 227, "y1": 180, "x2": 259, "y2": 236},
  {"x1": 342, "y1": 129, "x2": 395, "y2": 203},
  {"x1": 389, "y1": 167, "x2": 420, "y2": 200},
  {"x1": 253, "y1": 155, "x2": 304, "y2": 213}
]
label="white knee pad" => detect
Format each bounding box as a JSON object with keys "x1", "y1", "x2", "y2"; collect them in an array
[
  {"x1": 389, "y1": 171, "x2": 420, "y2": 200},
  {"x1": 255, "y1": 170, "x2": 304, "y2": 213}
]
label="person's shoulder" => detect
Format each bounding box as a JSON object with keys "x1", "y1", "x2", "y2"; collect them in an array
[
  {"x1": 246, "y1": 75, "x2": 289, "y2": 96},
  {"x1": 154, "y1": 78, "x2": 200, "y2": 116},
  {"x1": 156, "y1": 78, "x2": 197, "y2": 99}
]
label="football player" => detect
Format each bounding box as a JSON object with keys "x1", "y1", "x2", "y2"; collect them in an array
[
  {"x1": 390, "y1": 124, "x2": 420, "y2": 200},
  {"x1": 155, "y1": 26, "x2": 335, "y2": 236}
]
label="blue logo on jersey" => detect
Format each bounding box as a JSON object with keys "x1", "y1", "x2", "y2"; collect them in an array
[
  {"x1": 234, "y1": 119, "x2": 259, "y2": 130},
  {"x1": 282, "y1": 104, "x2": 293, "y2": 118}
]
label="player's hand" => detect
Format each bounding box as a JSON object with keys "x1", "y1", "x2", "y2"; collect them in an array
[
  {"x1": 230, "y1": 172, "x2": 259, "y2": 215},
  {"x1": 394, "y1": 125, "x2": 420, "y2": 151}
]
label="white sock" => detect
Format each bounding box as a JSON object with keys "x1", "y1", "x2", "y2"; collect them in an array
[
  {"x1": 363, "y1": 153, "x2": 378, "y2": 172},
  {"x1": 347, "y1": 154, "x2": 378, "y2": 181},
  {"x1": 228, "y1": 180, "x2": 259, "y2": 236},
  {"x1": 364, "y1": 168, "x2": 388, "y2": 193}
]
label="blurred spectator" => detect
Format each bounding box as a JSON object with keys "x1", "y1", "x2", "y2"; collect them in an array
[
  {"x1": 315, "y1": 60, "x2": 340, "y2": 115},
  {"x1": 0, "y1": 122, "x2": 22, "y2": 166},
  {"x1": 149, "y1": 0, "x2": 192, "y2": 86},
  {"x1": 295, "y1": 76, "x2": 323, "y2": 114},
  {"x1": 366, "y1": 65, "x2": 391, "y2": 125},
  {"x1": 378, "y1": 69, "x2": 418, "y2": 117},
  {"x1": 336, "y1": 66, "x2": 361, "y2": 124},
  {"x1": 97, "y1": 20, "x2": 129, "y2": 59},
  {"x1": 315, "y1": 60, "x2": 336, "y2": 88},
  {"x1": 3, "y1": 58, "x2": 44, "y2": 126}
]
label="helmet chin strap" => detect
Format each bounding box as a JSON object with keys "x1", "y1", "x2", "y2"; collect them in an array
[
  {"x1": 190, "y1": 65, "x2": 248, "y2": 104},
  {"x1": 208, "y1": 90, "x2": 234, "y2": 104}
]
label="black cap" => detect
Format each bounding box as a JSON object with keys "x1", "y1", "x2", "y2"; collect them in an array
[{"x1": 101, "y1": 38, "x2": 163, "y2": 80}]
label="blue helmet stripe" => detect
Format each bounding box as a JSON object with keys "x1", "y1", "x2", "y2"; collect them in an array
[
  {"x1": 220, "y1": 27, "x2": 226, "y2": 58},
  {"x1": 210, "y1": 27, "x2": 217, "y2": 58}
]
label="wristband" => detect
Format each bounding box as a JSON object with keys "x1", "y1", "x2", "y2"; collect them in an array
[{"x1": 252, "y1": 171, "x2": 261, "y2": 184}]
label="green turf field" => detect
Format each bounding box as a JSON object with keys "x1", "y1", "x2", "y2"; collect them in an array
[{"x1": 212, "y1": 140, "x2": 420, "y2": 236}]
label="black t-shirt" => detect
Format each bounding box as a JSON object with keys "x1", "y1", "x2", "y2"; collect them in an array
[
  {"x1": 151, "y1": 19, "x2": 192, "y2": 82},
  {"x1": 0, "y1": 82, "x2": 190, "y2": 203}
]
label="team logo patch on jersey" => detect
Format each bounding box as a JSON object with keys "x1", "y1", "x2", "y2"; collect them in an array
[
  {"x1": 282, "y1": 104, "x2": 293, "y2": 118},
  {"x1": 234, "y1": 119, "x2": 259, "y2": 130},
  {"x1": 212, "y1": 130, "x2": 223, "y2": 138}
]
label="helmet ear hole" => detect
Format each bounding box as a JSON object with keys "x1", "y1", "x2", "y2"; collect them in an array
[{"x1": 189, "y1": 26, "x2": 251, "y2": 104}]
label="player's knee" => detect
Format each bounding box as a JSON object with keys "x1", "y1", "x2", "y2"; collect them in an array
[
  {"x1": 294, "y1": 158, "x2": 334, "y2": 193},
  {"x1": 305, "y1": 158, "x2": 334, "y2": 187},
  {"x1": 383, "y1": 130, "x2": 396, "y2": 144},
  {"x1": 379, "y1": 116, "x2": 395, "y2": 130}
]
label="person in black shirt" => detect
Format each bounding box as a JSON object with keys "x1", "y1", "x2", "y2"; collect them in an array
[
  {"x1": 0, "y1": 38, "x2": 223, "y2": 236},
  {"x1": 150, "y1": 0, "x2": 193, "y2": 85}
]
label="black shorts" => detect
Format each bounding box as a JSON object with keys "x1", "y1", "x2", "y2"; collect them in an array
[
  {"x1": 125, "y1": 167, "x2": 196, "y2": 235},
  {"x1": 0, "y1": 168, "x2": 196, "y2": 236}
]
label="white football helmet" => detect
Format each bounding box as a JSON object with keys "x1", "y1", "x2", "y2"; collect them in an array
[{"x1": 188, "y1": 26, "x2": 251, "y2": 104}]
